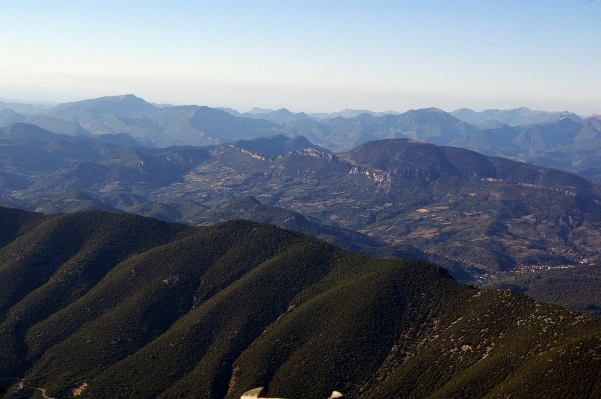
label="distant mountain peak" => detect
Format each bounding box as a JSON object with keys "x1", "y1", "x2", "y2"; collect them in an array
[
  {"x1": 49, "y1": 94, "x2": 158, "y2": 123},
  {"x1": 0, "y1": 122, "x2": 62, "y2": 141},
  {"x1": 216, "y1": 107, "x2": 240, "y2": 116},
  {"x1": 272, "y1": 108, "x2": 293, "y2": 116},
  {"x1": 247, "y1": 107, "x2": 275, "y2": 115},
  {"x1": 451, "y1": 107, "x2": 583, "y2": 127},
  {"x1": 422, "y1": 107, "x2": 446, "y2": 113}
]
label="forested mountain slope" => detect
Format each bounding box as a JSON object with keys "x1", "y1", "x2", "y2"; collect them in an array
[{"x1": 1, "y1": 207, "x2": 601, "y2": 399}]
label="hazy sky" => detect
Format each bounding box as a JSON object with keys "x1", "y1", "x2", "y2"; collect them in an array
[{"x1": 1, "y1": 1, "x2": 600, "y2": 115}]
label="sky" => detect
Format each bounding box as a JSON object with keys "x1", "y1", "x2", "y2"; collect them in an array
[{"x1": 1, "y1": 0, "x2": 600, "y2": 115}]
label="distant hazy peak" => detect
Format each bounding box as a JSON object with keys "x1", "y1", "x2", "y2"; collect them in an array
[
  {"x1": 409, "y1": 107, "x2": 446, "y2": 113},
  {"x1": 0, "y1": 122, "x2": 63, "y2": 141},
  {"x1": 51, "y1": 94, "x2": 157, "y2": 114},
  {"x1": 216, "y1": 107, "x2": 241, "y2": 116},
  {"x1": 247, "y1": 107, "x2": 275, "y2": 115},
  {"x1": 272, "y1": 108, "x2": 293, "y2": 115},
  {"x1": 450, "y1": 107, "x2": 583, "y2": 127},
  {"x1": 309, "y1": 109, "x2": 401, "y2": 120},
  {"x1": 0, "y1": 101, "x2": 54, "y2": 115},
  {"x1": 401, "y1": 107, "x2": 463, "y2": 123}
]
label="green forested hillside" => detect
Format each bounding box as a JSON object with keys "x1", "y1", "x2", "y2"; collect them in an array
[{"x1": 1, "y1": 207, "x2": 600, "y2": 399}]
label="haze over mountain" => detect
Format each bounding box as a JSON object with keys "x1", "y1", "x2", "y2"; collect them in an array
[
  {"x1": 451, "y1": 107, "x2": 583, "y2": 128},
  {"x1": 3, "y1": 95, "x2": 601, "y2": 182},
  {"x1": 3, "y1": 96, "x2": 601, "y2": 281},
  {"x1": 46, "y1": 94, "x2": 158, "y2": 124},
  {"x1": 0, "y1": 95, "x2": 601, "y2": 181},
  {"x1": 6, "y1": 94, "x2": 600, "y2": 187},
  {"x1": 27, "y1": 96, "x2": 279, "y2": 147},
  {"x1": 309, "y1": 109, "x2": 402, "y2": 119},
  {"x1": 2, "y1": 95, "x2": 479, "y2": 150},
  {"x1": 451, "y1": 116, "x2": 601, "y2": 184},
  {"x1": 0, "y1": 101, "x2": 54, "y2": 115},
  {"x1": 2, "y1": 96, "x2": 601, "y2": 397},
  {"x1": 1, "y1": 207, "x2": 601, "y2": 398},
  {"x1": 218, "y1": 108, "x2": 402, "y2": 121},
  {"x1": 241, "y1": 108, "x2": 312, "y2": 124},
  {"x1": 3, "y1": 1, "x2": 600, "y2": 396}
]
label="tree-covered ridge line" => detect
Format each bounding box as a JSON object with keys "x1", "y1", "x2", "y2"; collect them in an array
[{"x1": 1, "y1": 206, "x2": 601, "y2": 398}]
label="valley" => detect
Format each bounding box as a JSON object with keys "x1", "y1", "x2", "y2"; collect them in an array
[
  {"x1": 2, "y1": 96, "x2": 601, "y2": 309},
  {"x1": 1, "y1": 95, "x2": 601, "y2": 397},
  {"x1": 3, "y1": 1, "x2": 600, "y2": 396},
  {"x1": 3, "y1": 113, "x2": 601, "y2": 283}
]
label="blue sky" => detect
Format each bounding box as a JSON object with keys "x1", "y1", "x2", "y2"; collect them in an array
[{"x1": 1, "y1": 1, "x2": 600, "y2": 115}]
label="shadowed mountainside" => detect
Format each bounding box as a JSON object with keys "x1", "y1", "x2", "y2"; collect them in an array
[{"x1": 1, "y1": 207, "x2": 601, "y2": 398}]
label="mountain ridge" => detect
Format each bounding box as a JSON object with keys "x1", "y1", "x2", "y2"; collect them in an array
[
  {"x1": 4, "y1": 129, "x2": 601, "y2": 279},
  {"x1": 1, "y1": 207, "x2": 601, "y2": 398},
  {"x1": 5, "y1": 95, "x2": 601, "y2": 185},
  {"x1": 451, "y1": 107, "x2": 584, "y2": 127}
]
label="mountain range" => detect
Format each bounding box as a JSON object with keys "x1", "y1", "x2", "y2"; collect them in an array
[
  {"x1": 1, "y1": 206, "x2": 601, "y2": 398},
  {"x1": 450, "y1": 107, "x2": 583, "y2": 128},
  {"x1": 452, "y1": 116, "x2": 601, "y2": 183},
  {"x1": 4, "y1": 95, "x2": 601, "y2": 184},
  {"x1": 2, "y1": 123, "x2": 601, "y2": 278},
  {"x1": 2, "y1": 95, "x2": 601, "y2": 397},
  {"x1": 3, "y1": 96, "x2": 601, "y2": 314}
]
